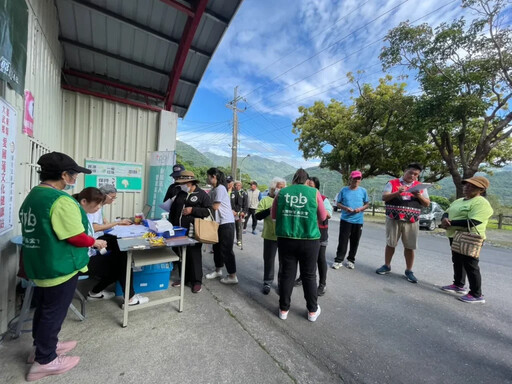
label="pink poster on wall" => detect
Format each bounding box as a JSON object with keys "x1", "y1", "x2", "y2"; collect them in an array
[{"x1": 23, "y1": 90, "x2": 34, "y2": 137}]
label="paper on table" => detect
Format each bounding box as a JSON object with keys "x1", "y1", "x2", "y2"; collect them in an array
[
  {"x1": 109, "y1": 224, "x2": 149, "y2": 238},
  {"x1": 407, "y1": 183, "x2": 433, "y2": 193}
]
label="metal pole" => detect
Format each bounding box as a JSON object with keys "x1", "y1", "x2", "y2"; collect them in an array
[{"x1": 231, "y1": 86, "x2": 238, "y2": 178}]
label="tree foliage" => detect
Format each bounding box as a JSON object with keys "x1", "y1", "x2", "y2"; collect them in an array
[
  {"x1": 292, "y1": 75, "x2": 444, "y2": 184},
  {"x1": 380, "y1": 0, "x2": 512, "y2": 196}
]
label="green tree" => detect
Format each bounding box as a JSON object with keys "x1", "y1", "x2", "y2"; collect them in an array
[
  {"x1": 380, "y1": 0, "x2": 512, "y2": 197},
  {"x1": 430, "y1": 195, "x2": 451, "y2": 210},
  {"x1": 292, "y1": 75, "x2": 444, "y2": 183}
]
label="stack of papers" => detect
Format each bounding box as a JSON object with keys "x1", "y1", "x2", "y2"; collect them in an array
[{"x1": 109, "y1": 224, "x2": 149, "y2": 238}]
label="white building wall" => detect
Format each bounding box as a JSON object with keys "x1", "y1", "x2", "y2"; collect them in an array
[
  {"x1": 61, "y1": 91, "x2": 160, "y2": 221},
  {"x1": 0, "y1": 0, "x2": 63, "y2": 333}
]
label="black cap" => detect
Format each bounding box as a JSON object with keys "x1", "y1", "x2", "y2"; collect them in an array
[
  {"x1": 226, "y1": 176, "x2": 233, "y2": 183},
  {"x1": 37, "y1": 152, "x2": 91, "y2": 174},
  {"x1": 170, "y1": 164, "x2": 185, "y2": 177}
]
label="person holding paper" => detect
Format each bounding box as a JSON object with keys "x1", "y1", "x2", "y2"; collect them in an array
[
  {"x1": 168, "y1": 171, "x2": 213, "y2": 293},
  {"x1": 376, "y1": 163, "x2": 430, "y2": 283}
]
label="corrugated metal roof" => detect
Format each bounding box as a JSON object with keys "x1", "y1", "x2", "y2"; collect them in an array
[{"x1": 55, "y1": 0, "x2": 243, "y2": 117}]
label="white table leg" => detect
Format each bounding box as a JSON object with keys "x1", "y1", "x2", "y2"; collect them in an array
[
  {"x1": 122, "y1": 250, "x2": 132, "y2": 327},
  {"x1": 179, "y1": 246, "x2": 186, "y2": 312}
]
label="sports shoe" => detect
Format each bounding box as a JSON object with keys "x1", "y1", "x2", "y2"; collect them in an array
[
  {"x1": 308, "y1": 305, "x2": 321, "y2": 322},
  {"x1": 332, "y1": 262, "x2": 342, "y2": 270},
  {"x1": 343, "y1": 261, "x2": 355, "y2": 269},
  {"x1": 441, "y1": 284, "x2": 468, "y2": 294},
  {"x1": 294, "y1": 277, "x2": 302, "y2": 287},
  {"x1": 26, "y1": 355, "x2": 80, "y2": 382},
  {"x1": 171, "y1": 281, "x2": 181, "y2": 287},
  {"x1": 122, "y1": 294, "x2": 150, "y2": 309},
  {"x1": 192, "y1": 284, "x2": 202, "y2": 293},
  {"x1": 404, "y1": 270, "x2": 418, "y2": 283},
  {"x1": 87, "y1": 290, "x2": 115, "y2": 301},
  {"x1": 459, "y1": 293, "x2": 485, "y2": 304},
  {"x1": 376, "y1": 265, "x2": 391, "y2": 275},
  {"x1": 220, "y1": 275, "x2": 239, "y2": 284},
  {"x1": 205, "y1": 270, "x2": 223, "y2": 279},
  {"x1": 318, "y1": 284, "x2": 326, "y2": 296},
  {"x1": 279, "y1": 309, "x2": 289, "y2": 320},
  {"x1": 27, "y1": 340, "x2": 77, "y2": 364},
  {"x1": 262, "y1": 284, "x2": 271, "y2": 295}
]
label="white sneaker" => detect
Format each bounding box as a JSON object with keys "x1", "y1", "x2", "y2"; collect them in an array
[
  {"x1": 205, "y1": 270, "x2": 223, "y2": 279},
  {"x1": 343, "y1": 261, "x2": 355, "y2": 269},
  {"x1": 87, "y1": 290, "x2": 115, "y2": 301},
  {"x1": 332, "y1": 262, "x2": 342, "y2": 270},
  {"x1": 122, "y1": 294, "x2": 149, "y2": 309},
  {"x1": 220, "y1": 276, "x2": 238, "y2": 284},
  {"x1": 308, "y1": 305, "x2": 321, "y2": 322},
  {"x1": 279, "y1": 310, "x2": 289, "y2": 320}
]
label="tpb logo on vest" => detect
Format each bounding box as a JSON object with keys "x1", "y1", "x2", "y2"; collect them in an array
[
  {"x1": 284, "y1": 193, "x2": 308, "y2": 208},
  {"x1": 20, "y1": 207, "x2": 37, "y2": 233}
]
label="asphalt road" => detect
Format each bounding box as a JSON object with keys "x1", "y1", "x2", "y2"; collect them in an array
[{"x1": 203, "y1": 213, "x2": 512, "y2": 384}]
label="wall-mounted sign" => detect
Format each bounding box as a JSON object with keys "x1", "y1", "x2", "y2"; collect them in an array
[
  {"x1": 23, "y1": 90, "x2": 34, "y2": 136},
  {"x1": 0, "y1": 98, "x2": 17, "y2": 236},
  {"x1": 84, "y1": 159, "x2": 143, "y2": 192},
  {"x1": 147, "y1": 151, "x2": 175, "y2": 219}
]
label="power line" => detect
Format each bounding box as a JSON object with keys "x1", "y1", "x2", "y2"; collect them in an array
[
  {"x1": 246, "y1": 0, "x2": 372, "y2": 97},
  {"x1": 244, "y1": 0, "x2": 459, "y2": 112}
]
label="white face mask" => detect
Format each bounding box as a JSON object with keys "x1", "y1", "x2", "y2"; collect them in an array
[
  {"x1": 274, "y1": 188, "x2": 280, "y2": 196},
  {"x1": 180, "y1": 184, "x2": 190, "y2": 193}
]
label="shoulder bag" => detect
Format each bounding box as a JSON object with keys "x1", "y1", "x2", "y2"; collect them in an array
[
  {"x1": 451, "y1": 219, "x2": 484, "y2": 259},
  {"x1": 194, "y1": 211, "x2": 219, "y2": 244}
]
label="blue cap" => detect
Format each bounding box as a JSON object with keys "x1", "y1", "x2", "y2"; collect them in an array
[{"x1": 170, "y1": 164, "x2": 185, "y2": 177}]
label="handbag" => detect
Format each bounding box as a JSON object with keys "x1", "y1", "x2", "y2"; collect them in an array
[
  {"x1": 194, "y1": 212, "x2": 219, "y2": 244},
  {"x1": 451, "y1": 219, "x2": 484, "y2": 259}
]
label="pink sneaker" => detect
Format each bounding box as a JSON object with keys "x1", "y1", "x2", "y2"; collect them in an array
[
  {"x1": 27, "y1": 340, "x2": 78, "y2": 364},
  {"x1": 26, "y1": 355, "x2": 80, "y2": 381}
]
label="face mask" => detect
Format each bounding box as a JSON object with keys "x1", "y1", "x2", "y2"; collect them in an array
[
  {"x1": 180, "y1": 185, "x2": 190, "y2": 193},
  {"x1": 64, "y1": 182, "x2": 75, "y2": 191},
  {"x1": 274, "y1": 188, "x2": 280, "y2": 195}
]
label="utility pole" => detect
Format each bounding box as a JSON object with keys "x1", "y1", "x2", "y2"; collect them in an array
[{"x1": 226, "y1": 86, "x2": 245, "y2": 178}]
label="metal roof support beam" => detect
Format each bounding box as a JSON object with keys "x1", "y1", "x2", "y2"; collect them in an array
[
  {"x1": 65, "y1": 0, "x2": 211, "y2": 59},
  {"x1": 62, "y1": 85, "x2": 163, "y2": 112},
  {"x1": 160, "y1": 0, "x2": 194, "y2": 17},
  {"x1": 160, "y1": 0, "x2": 228, "y2": 25},
  {"x1": 63, "y1": 69, "x2": 165, "y2": 100},
  {"x1": 59, "y1": 37, "x2": 199, "y2": 86},
  {"x1": 164, "y1": 0, "x2": 208, "y2": 111}
]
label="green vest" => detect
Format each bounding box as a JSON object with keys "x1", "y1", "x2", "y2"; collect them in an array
[
  {"x1": 19, "y1": 187, "x2": 90, "y2": 280},
  {"x1": 276, "y1": 184, "x2": 320, "y2": 240}
]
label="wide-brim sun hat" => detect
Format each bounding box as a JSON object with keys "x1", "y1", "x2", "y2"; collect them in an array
[
  {"x1": 462, "y1": 176, "x2": 490, "y2": 190},
  {"x1": 175, "y1": 170, "x2": 198, "y2": 184}
]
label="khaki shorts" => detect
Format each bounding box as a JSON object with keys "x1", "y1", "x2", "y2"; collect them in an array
[{"x1": 386, "y1": 218, "x2": 419, "y2": 250}]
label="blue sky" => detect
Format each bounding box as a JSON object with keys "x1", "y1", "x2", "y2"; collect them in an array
[{"x1": 177, "y1": 0, "x2": 485, "y2": 168}]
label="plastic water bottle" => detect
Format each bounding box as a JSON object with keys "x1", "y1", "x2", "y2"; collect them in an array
[{"x1": 188, "y1": 223, "x2": 194, "y2": 238}]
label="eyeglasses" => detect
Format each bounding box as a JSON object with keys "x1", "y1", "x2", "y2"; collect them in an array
[{"x1": 352, "y1": 177, "x2": 362, "y2": 180}]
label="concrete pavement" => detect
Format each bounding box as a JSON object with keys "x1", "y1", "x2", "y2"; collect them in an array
[{"x1": 1, "y1": 214, "x2": 511, "y2": 383}]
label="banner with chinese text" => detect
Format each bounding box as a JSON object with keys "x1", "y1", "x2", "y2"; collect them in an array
[
  {"x1": 0, "y1": 98, "x2": 17, "y2": 236},
  {"x1": 147, "y1": 151, "x2": 175, "y2": 220}
]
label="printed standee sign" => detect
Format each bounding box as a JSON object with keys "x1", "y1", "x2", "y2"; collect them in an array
[
  {"x1": 147, "y1": 151, "x2": 175, "y2": 220},
  {"x1": 84, "y1": 159, "x2": 143, "y2": 192},
  {"x1": 0, "y1": 98, "x2": 17, "y2": 236}
]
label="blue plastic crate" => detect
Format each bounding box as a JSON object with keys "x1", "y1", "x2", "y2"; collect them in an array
[{"x1": 115, "y1": 262, "x2": 173, "y2": 296}]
